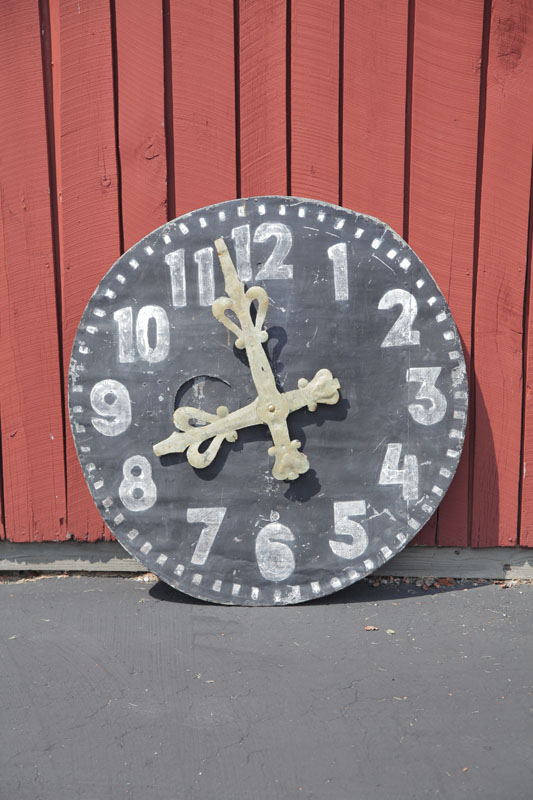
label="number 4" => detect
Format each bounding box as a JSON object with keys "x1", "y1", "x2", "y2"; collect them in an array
[{"x1": 379, "y1": 443, "x2": 419, "y2": 501}]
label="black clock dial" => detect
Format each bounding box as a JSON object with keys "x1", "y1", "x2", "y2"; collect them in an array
[{"x1": 69, "y1": 197, "x2": 467, "y2": 605}]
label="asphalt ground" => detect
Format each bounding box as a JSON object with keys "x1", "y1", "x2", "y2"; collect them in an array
[{"x1": 0, "y1": 574, "x2": 531, "y2": 800}]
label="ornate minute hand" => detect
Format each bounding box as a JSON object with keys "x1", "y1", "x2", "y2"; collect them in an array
[{"x1": 153, "y1": 237, "x2": 341, "y2": 480}]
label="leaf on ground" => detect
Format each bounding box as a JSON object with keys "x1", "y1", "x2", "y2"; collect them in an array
[
  {"x1": 439, "y1": 577, "x2": 455, "y2": 587},
  {"x1": 364, "y1": 625, "x2": 378, "y2": 631},
  {"x1": 385, "y1": 629, "x2": 395, "y2": 635}
]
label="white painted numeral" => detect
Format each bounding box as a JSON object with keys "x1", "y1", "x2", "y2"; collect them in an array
[
  {"x1": 119, "y1": 455, "x2": 157, "y2": 512},
  {"x1": 136, "y1": 305, "x2": 170, "y2": 362},
  {"x1": 113, "y1": 305, "x2": 170, "y2": 363},
  {"x1": 407, "y1": 367, "x2": 447, "y2": 425},
  {"x1": 187, "y1": 507, "x2": 226, "y2": 566},
  {"x1": 379, "y1": 289, "x2": 420, "y2": 347},
  {"x1": 379, "y1": 443, "x2": 419, "y2": 501},
  {"x1": 254, "y1": 223, "x2": 293, "y2": 279},
  {"x1": 194, "y1": 247, "x2": 215, "y2": 306},
  {"x1": 90, "y1": 379, "x2": 131, "y2": 436},
  {"x1": 113, "y1": 306, "x2": 135, "y2": 362},
  {"x1": 330, "y1": 501, "x2": 368, "y2": 559},
  {"x1": 231, "y1": 224, "x2": 252, "y2": 281},
  {"x1": 327, "y1": 242, "x2": 349, "y2": 301},
  {"x1": 165, "y1": 249, "x2": 186, "y2": 307},
  {"x1": 255, "y1": 522, "x2": 295, "y2": 582}
]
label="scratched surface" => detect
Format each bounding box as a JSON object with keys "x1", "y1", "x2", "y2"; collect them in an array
[
  {"x1": 68, "y1": 197, "x2": 467, "y2": 605},
  {"x1": 1, "y1": 576, "x2": 531, "y2": 799}
]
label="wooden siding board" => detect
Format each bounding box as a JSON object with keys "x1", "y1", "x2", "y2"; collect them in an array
[
  {"x1": 342, "y1": 0, "x2": 409, "y2": 233},
  {"x1": 114, "y1": 0, "x2": 168, "y2": 249},
  {"x1": 290, "y1": 0, "x2": 340, "y2": 203},
  {"x1": 408, "y1": 0, "x2": 485, "y2": 547},
  {"x1": 169, "y1": 0, "x2": 237, "y2": 216},
  {"x1": 238, "y1": 0, "x2": 288, "y2": 196},
  {"x1": 472, "y1": 0, "x2": 533, "y2": 547},
  {"x1": 51, "y1": 0, "x2": 122, "y2": 541},
  {"x1": 0, "y1": 0, "x2": 67, "y2": 542}
]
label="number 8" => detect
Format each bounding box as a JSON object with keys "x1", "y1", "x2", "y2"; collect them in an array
[{"x1": 119, "y1": 455, "x2": 157, "y2": 512}]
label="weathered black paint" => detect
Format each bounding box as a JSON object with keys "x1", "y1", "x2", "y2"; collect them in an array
[{"x1": 68, "y1": 197, "x2": 467, "y2": 604}]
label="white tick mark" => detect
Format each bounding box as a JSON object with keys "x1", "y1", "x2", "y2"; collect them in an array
[
  {"x1": 104, "y1": 289, "x2": 116, "y2": 299},
  {"x1": 116, "y1": 274, "x2": 125, "y2": 284},
  {"x1": 311, "y1": 581, "x2": 321, "y2": 594},
  {"x1": 156, "y1": 554, "x2": 168, "y2": 566},
  {"x1": 144, "y1": 245, "x2": 154, "y2": 255},
  {"x1": 257, "y1": 204, "x2": 266, "y2": 215},
  {"x1": 448, "y1": 350, "x2": 460, "y2": 360},
  {"x1": 103, "y1": 496, "x2": 113, "y2": 508},
  {"x1": 399, "y1": 257, "x2": 411, "y2": 270},
  {"x1": 114, "y1": 513, "x2": 124, "y2": 525},
  {"x1": 93, "y1": 308, "x2": 106, "y2": 317},
  {"x1": 334, "y1": 217, "x2": 345, "y2": 230},
  {"x1": 416, "y1": 279, "x2": 425, "y2": 289},
  {"x1": 127, "y1": 529, "x2": 138, "y2": 541},
  {"x1": 232, "y1": 583, "x2": 241, "y2": 596},
  {"x1": 317, "y1": 211, "x2": 326, "y2": 222},
  {"x1": 408, "y1": 518, "x2": 419, "y2": 530},
  {"x1": 381, "y1": 545, "x2": 393, "y2": 558},
  {"x1": 330, "y1": 577, "x2": 342, "y2": 590},
  {"x1": 439, "y1": 467, "x2": 452, "y2": 478},
  {"x1": 453, "y1": 409, "x2": 465, "y2": 420},
  {"x1": 212, "y1": 580, "x2": 222, "y2": 592},
  {"x1": 199, "y1": 217, "x2": 207, "y2": 228},
  {"x1": 428, "y1": 296, "x2": 437, "y2": 306},
  {"x1": 192, "y1": 573, "x2": 202, "y2": 585},
  {"x1": 140, "y1": 542, "x2": 152, "y2": 555},
  {"x1": 436, "y1": 312, "x2": 447, "y2": 323},
  {"x1": 279, "y1": 205, "x2": 286, "y2": 216},
  {"x1": 251, "y1": 587, "x2": 259, "y2": 600},
  {"x1": 94, "y1": 480, "x2": 104, "y2": 490},
  {"x1": 174, "y1": 564, "x2": 184, "y2": 577},
  {"x1": 443, "y1": 331, "x2": 454, "y2": 340},
  {"x1": 298, "y1": 207, "x2": 306, "y2": 218},
  {"x1": 371, "y1": 238, "x2": 381, "y2": 249},
  {"x1": 179, "y1": 223, "x2": 189, "y2": 235},
  {"x1": 432, "y1": 485, "x2": 444, "y2": 497},
  {"x1": 163, "y1": 233, "x2": 171, "y2": 244},
  {"x1": 386, "y1": 249, "x2": 398, "y2": 260},
  {"x1": 218, "y1": 210, "x2": 226, "y2": 221},
  {"x1": 354, "y1": 227, "x2": 364, "y2": 238},
  {"x1": 129, "y1": 259, "x2": 139, "y2": 269},
  {"x1": 454, "y1": 390, "x2": 467, "y2": 400},
  {"x1": 396, "y1": 532, "x2": 407, "y2": 545}
]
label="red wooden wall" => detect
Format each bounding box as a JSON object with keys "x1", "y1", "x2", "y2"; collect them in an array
[{"x1": 1, "y1": 0, "x2": 532, "y2": 549}]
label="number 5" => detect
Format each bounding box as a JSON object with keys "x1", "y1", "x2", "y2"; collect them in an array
[{"x1": 330, "y1": 501, "x2": 368, "y2": 559}]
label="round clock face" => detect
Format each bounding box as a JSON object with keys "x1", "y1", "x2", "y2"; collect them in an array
[{"x1": 69, "y1": 196, "x2": 467, "y2": 605}]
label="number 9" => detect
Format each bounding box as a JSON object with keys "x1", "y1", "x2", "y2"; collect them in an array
[{"x1": 90, "y1": 379, "x2": 132, "y2": 436}]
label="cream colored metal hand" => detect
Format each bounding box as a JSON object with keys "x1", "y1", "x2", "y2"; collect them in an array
[{"x1": 153, "y1": 237, "x2": 340, "y2": 480}]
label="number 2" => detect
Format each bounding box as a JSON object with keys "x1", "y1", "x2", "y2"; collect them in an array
[{"x1": 379, "y1": 289, "x2": 420, "y2": 347}]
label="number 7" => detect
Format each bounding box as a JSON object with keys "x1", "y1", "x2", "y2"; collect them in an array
[{"x1": 187, "y1": 507, "x2": 226, "y2": 565}]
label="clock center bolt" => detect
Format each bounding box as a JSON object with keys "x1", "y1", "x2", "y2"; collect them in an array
[{"x1": 268, "y1": 403, "x2": 276, "y2": 412}]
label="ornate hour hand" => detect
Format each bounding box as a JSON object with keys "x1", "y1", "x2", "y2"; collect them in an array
[{"x1": 153, "y1": 237, "x2": 341, "y2": 480}]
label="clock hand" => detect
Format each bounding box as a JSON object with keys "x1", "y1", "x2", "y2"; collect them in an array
[
  {"x1": 152, "y1": 368, "x2": 341, "y2": 470},
  {"x1": 213, "y1": 237, "x2": 309, "y2": 480}
]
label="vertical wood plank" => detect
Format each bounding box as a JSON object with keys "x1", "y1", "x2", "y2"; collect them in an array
[
  {"x1": 114, "y1": 0, "x2": 167, "y2": 249},
  {"x1": 342, "y1": 0, "x2": 409, "y2": 233},
  {"x1": 0, "y1": 0, "x2": 67, "y2": 542},
  {"x1": 290, "y1": 0, "x2": 340, "y2": 203},
  {"x1": 169, "y1": 0, "x2": 237, "y2": 216},
  {"x1": 238, "y1": 0, "x2": 288, "y2": 196},
  {"x1": 473, "y1": 0, "x2": 533, "y2": 546},
  {"x1": 409, "y1": 0, "x2": 485, "y2": 547},
  {"x1": 51, "y1": 0, "x2": 122, "y2": 541}
]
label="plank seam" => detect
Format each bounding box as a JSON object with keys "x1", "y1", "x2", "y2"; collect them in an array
[
  {"x1": 402, "y1": 0, "x2": 415, "y2": 242},
  {"x1": 233, "y1": 0, "x2": 241, "y2": 198},
  {"x1": 286, "y1": 0, "x2": 292, "y2": 195},
  {"x1": 338, "y1": 0, "x2": 344, "y2": 206},
  {"x1": 39, "y1": 0, "x2": 68, "y2": 529},
  {"x1": 109, "y1": 0, "x2": 125, "y2": 253},
  {"x1": 469, "y1": 0, "x2": 492, "y2": 547},
  {"x1": 162, "y1": 0, "x2": 175, "y2": 220},
  {"x1": 0, "y1": 413, "x2": 5, "y2": 538},
  {"x1": 518, "y1": 149, "x2": 533, "y2": 546}
]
